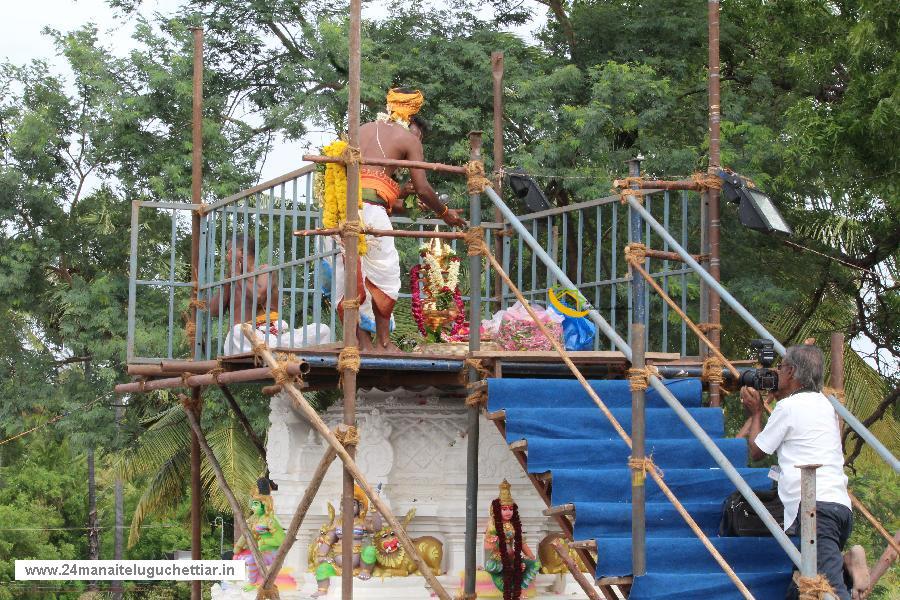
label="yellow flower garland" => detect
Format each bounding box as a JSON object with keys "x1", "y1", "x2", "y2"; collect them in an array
[{"x1": 322, "y1": 140, "x2": 366, "y2": 255}]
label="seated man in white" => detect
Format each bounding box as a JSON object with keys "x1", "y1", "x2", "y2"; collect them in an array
[{"x1": 209, "y1": 235, "x2": 330, "y2": 355}]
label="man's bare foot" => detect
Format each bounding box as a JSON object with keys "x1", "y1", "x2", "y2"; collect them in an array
[
  {"x1": 357, "y1": 331, "x2": 375, "y2": 352},
  {"x1": 844, "y1": 544, "x2": 870, "y2": 599},
  {"x1": 310, "y1": 588, "x2": 328, "y2": 598},
  {"x1": 379, "y1": 339, "x2": 403, "y2": 354}
]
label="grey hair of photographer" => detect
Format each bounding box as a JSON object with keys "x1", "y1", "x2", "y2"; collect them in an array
[{"x1": 782, "y1": 344, "x2": 824, "y2": 392}]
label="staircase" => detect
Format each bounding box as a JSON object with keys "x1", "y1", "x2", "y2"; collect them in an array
[{"x1": 487, "y1": 377, "x2": 796, "y2": 599}]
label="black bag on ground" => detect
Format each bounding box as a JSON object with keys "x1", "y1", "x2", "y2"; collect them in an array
[{"x1": 719, "y1": 488, "x2": 785, "y2": 536}]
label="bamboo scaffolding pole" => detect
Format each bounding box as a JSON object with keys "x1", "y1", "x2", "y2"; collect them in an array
[
  {"x1": 257, "y1": 446, "x2": 338, "y2": 599},
  {"x1": 341, "y1": 2, "x2": 362, "y2": 596},
  {"x1": 476, "y1": 246, "x2": 755, "y2": 600},
  {"x1": 613, "y1": 179, "x2": 704, "y2": 191},
  {"x1": 302, "y1": 154, "x2": 467, "y2": 175},
  {"x1": 865, "y1": 530, "x2": 899, "y2": 597},
  {"x1": 550, "y1": 540, "x2": 603, "y2": 600},
  {"x1": 849, "y1": 491, "x2": 900, "y2": 557},
  {"x1": 179, "y1": 396, "x2": 272, "y2": 592},
  {"x1": 189, "y1": 28, "x2": 204, "y2": 599},
  {"x1": 627, "y1": 255, "x2": 740, "y2": 380},
  {"x1": 160, "y1": 360, "x2": 221, "y2": 373},
  {"x1": 294, "y1": 227, "x2": 467, "y2": 240},
  {"x1": 240, "y1": 324, "x2": 453, "y2": 600},
  {"x1": 219, "y1": 384, "x2": 267, "y2": 461},
  {"x1": 115, "y1": 364, "x2": 307, "y2": 394}
]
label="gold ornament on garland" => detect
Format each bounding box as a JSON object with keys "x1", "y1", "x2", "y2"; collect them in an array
[{"x1": 322, "y1": 139, "x2": 367, "y2": 255}]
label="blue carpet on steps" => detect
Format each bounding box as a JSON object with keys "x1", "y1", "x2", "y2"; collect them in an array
[{"x1": 487, "y1": 377, "x2": 795, "y2": 600}]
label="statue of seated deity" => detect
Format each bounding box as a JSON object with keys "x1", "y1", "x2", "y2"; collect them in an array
[
  {"x1": 232, "y1": 478, "x2": 296, "y2": 592},
  {"x1": 372, "y1": 508, "x2": 443, "y2": 577},
  {"x1": 310, "y1": 485, "x2": 382, "y2": 597},
  {"x1": 483, "y1": 480, "x2": 541, "y2": 600}
]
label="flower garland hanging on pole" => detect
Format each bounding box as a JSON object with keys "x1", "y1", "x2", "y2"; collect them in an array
[{"x1": 321, "y1": 139, "x2": 367, "y2": 255}]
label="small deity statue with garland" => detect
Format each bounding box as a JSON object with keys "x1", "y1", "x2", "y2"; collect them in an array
[
  {"x1": 311, "y1": 484, "x2": 383, "y2": 597},
  {"x1": 232, "y1": 478, "x2": 296, "y2": 591},
  {"x1": 483, "y1": 480, "x2": 541, "y2": 600}
]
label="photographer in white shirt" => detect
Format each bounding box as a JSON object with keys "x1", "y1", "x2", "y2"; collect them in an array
[{"x1": 742, "y1": 343, "x2": 869, "y2": 600}]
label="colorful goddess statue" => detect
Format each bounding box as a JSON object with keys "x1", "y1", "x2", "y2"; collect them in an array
[
  {"x1": 483, "y1": 480, "x2": 541, "y2": 600},
  {"x1": 232, "y1": 478, "x2": 296, "y2": 591},
  {"x1": 310, "y1": 485, "x2": 383, "y2": 597}
]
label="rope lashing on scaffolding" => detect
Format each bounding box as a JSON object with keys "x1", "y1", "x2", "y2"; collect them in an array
[
  {"x1": 465, "y1": 160, "x2": 493, "y2": 194},
  {"x1": 256, "y1": 586, "x2": 280, "y2": 600},
  {"x1": 626, "y1": 365, "x2": 660, "y2": 392},
  {"x1": 796, "y1": 574, "x2": 836, "y2": 600},
  {"x1": 823, "y1": 386, "x2": 846, "y2": 404},
  {"x1": 628, "y1": 455, "x2": 664, "y2": 485},
  {"x1": 337, "y1": 346, "x2": 362, "y2": 389},
  {"x1": 463, "y1": 357, "x2": 492, "y2": 379},
  {"x1": 334, "y1": 424, "x2": 360, "y2": 447},
  {"x1": 208, "y1": 365, "x2": 225, "y2": 384},
  {"x1": 195, "y1": 202, "x2": 211, "y2": 216},
  {"x1": 183, "y1": 320, "x2": 197, "y2": 344},
  {"x1": 465, "y1": 381, "x2": 488, "y2": 407},
  {"x1": 341, "y1": 298, "x2": 361, "y2": 311},
  {"x1": 464, "y1": 226, "x2": 488, "y2": 257},
  {"x1": 181, "y1": 372, "x2": 194, "y2": 387},
  {"x1": 702, "y1": 357, "x2": 726, "y2": 386},
  {"x1": 337, "y1": 347, "x2": 361, "y2": 373},
  {"x1": 697, "y1": 322, "x2": 722, "y2": 333},
  {"x1": 691, "y1": 172, "x2": 723, "y2": 191},
  {"x1": 624, "y1": 242, "x2": 649, "y2": 265},
  {"x1": 269, "y1": 361, "x2": 296, "y2": 387},
  {"x1": 454, "y1": 593, "x2": 477, "y2": 600},
  {"x1": 250, "y1": 338, "x2": 269, "y2": 366},
  {"x1": 340, "y1": 144, "x2": 362, "y2": 166},
  {"x1": 339, "y1": 220, "x2": 362, "y2": 238}
]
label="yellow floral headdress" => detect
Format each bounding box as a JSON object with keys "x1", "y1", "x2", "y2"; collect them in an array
[{"x1": 386, "y1": 88, "x2": 424, "y2": 124}]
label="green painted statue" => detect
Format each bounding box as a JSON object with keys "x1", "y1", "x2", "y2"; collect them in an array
[{"x1": 483, "y1": 480, "x2": 541, "y2": 600}]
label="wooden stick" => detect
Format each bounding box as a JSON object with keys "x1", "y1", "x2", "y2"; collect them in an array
[
  {"x1": 613, "y1": 178, "x2": 703, "y2": 191},
  {"x1": 179, "y1": 397, "x2": 271, "y2": 589},
  {"x1": 115, "y1": 364, "x2": 306, "y2": 394},
  {"x1": 864, "y1": 530, "x2": 899, "y2": 598},
  {"x1": 294, "y1": 227, "x2": 466, "y2": 239},
  {"x1": 629, "y1": 258, "x2": 740, "y2": 379},
  {"x1": 257, "y1": 446, "x2": 338, "y2": 598},
  {"x1": 219, "y1": 384, "x2": 267, "y2": 462},
  {"x1": 849, "y1": 491, "x2": 900, "y2": 556},
  {"x1": 551, "y1": 540, "x2": 602, "y2": 600},
  {"x1": 482, "y1": 251, "x2": 755, "y2": 600},
  {"x1": 240, "y1": 324, "x2": 452, "y2": 600},
  {"x1": 302, "y1": 154, "x2": 467, "y2": 175}
]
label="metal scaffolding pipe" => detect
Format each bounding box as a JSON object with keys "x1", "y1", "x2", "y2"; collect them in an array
[
  {"x1": 625, "y1": 196, "x2": 900, "y2": 472},
  {"x1": 484, "y1": 185, "x2": 804, "y2": 569}
]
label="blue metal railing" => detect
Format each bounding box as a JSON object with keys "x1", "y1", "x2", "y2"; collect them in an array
[{"x1": 125, "y1": 167, "x2": 704, "y2": 363}]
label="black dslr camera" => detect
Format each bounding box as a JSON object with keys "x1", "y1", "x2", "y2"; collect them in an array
[{"x1": 739, "y1": 339, "x2": 779, "y2": 392}]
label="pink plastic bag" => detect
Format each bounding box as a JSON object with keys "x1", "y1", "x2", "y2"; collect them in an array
[{"x1": 494, "y1": 301, "x2": 563, "y2": 351}]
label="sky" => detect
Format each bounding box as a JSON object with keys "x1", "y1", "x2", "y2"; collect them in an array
[{"x1": 1, "y1": 0, "x2": 543, "y2": 182}]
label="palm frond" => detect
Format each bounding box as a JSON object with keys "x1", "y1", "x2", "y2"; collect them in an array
[
  {"x1": 201, "y1": 419, "x2": 264, "y2": 513},
  {"x1": 793, "y1": 212, "x2": 871, "y2": 260},
  {"x1": 113, "y1": 404, "x2": 189, "y2": 482},
  {"x1": 127, "y1": 448, "x2": 191, "y2": 548},
  {"x1": 766, "y1": 297, "x2": 898, "y2": 463}
]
